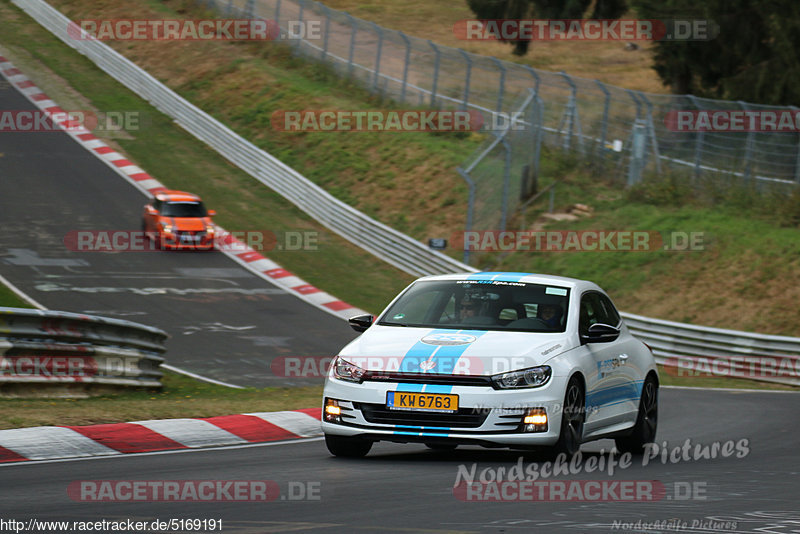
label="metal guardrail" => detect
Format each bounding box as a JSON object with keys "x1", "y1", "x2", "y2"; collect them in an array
[
  {"x1": 0, "y1": 307, "x2": 167, "y2": 392},
  {"x1": 11, "y1": 0, "x2": 474, "y2": 278},
  {"x1": 622, "y1": 312, "x2": 800, "y2": 387}
]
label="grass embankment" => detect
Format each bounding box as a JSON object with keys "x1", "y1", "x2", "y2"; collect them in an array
[
  {"x1": 0, "y1": 0, "x2": 795, "y2": 426},
  {"x1": 321, "y1": 0, "x2": 666, "y2": 93}
]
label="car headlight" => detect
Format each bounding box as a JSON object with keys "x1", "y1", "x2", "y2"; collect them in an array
[
  {"x1": 161, "y1": 222, "x2": 174, "y2": 234},
  {"x1": 332, "y1": 356, "x2": 365, "y2": 383},
  {"x1": 491, "y1": 365, "x2": 552, "y2": 389}
]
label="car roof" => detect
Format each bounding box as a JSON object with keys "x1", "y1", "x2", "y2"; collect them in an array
[
  {"x1": 155, "y1": 190, "x2": 202, "y2": 202},
  {"x1": 415, "y1": 272, "x2": 602, "y2": 292}
]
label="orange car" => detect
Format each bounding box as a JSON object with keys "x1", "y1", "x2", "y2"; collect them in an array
[{"x1": 141, "y1": 190, "x2": 217, "y2": 250}]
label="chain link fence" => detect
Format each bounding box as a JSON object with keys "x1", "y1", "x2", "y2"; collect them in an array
[{"x1": 203, "y1": 0, "x2": 800, "y2": 242}]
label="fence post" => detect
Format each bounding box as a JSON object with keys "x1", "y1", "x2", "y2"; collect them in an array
[
  {"x1": 399, "y1": 32, "x2": 411, "y2": 104},
  {"x1": 491, "y1": 57, "x2": 506, "y2": 114},
  {"x1": 739, "y1": 101, "x2": 755, "y2": 182},
  {"x1": 371, "y1": 22, "x2": 384, "y2": 94},
  {"x1": 294, "y1": 0, "x2": 304, "y2": 50},
  {"x1": 245, "y1": 0, "x2": 255, "y2": 18},
  {"x1": 428, "y1": 40, "x2": 441, "y2": 108},
  {"x1": 459, "y1": 49, "x2": 472, "y2": 111},
  {"x1": 627, "y1": 120, "x2": 647, "y2": 186},
  {"x1": 595, "y1": 80, "x2": 610, "y2": 160},
  {"x1": 275, "y1": 0, "x2": 281, "y2": 25},
  {"x1": 557, "y1": 72, "x2": 584, "y2": 154},
  {"x1": 320, "y1": 5, "x2": 331, "y2": 60},
  {"x1": 225, "y1": 0, "x2": 233, "y2": 16},
  {"x1": 526, "y1": 89, "x2": 544, "y2": 197},
  {"x1": 638, "y1": 92, "x2": 662, "y2": 174},
  {"x1": 791, "y1": 106, "x2": 800, "y2": 184},
  {"x1": 524, "y1": 66, "x2": 541, "y2": 96},
  {"x1": 500, "y1": 137, "x2": 512, "y2": 231},
  {"x1": 457, "y1": 167, "x2": 476, "y2": 265},
  {"x1": 345, "y1": 13, "x2": 357, "y2": 78},
  {"x1": 687, "y1": 95, "x2": 704, "y2": 179}
]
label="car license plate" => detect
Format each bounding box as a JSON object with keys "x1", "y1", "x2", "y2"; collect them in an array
[
  {"x1": 180, "y1": 234, "x2": 198, "y2": 243},
  {"x1": 387, "y1": 391, "x2": 458, "y2": 412}
]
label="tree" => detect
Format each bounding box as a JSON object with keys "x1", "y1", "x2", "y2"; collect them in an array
[
  {"x1": 466, "y1": 0, "x2": 627, "y2": 55},
  {"x1": 630, "y1": 0, "x2": 800, "y2": 105}
]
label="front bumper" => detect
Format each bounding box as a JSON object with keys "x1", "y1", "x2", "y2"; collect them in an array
[{"x1": 321, "y1": 374, "x2": 569, "y2": 448}]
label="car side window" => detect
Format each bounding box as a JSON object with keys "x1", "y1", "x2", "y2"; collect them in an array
[
  {"x1": 579, "y1": 294, "x2": 597, "y2": 336},
  {"x1": 597, "y1": 294, "x2": 621, "y2": 326},
  {"x1": 152, "y1": 199, "x2": 162, "y2": 213}
]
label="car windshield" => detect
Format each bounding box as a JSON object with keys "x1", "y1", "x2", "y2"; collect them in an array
[
  {"x1": 161, "y1": 201, "x2": 207, "y2": 218},
  {"x1": 377, "y1": 280, "x2": 570, "y2": 332}
]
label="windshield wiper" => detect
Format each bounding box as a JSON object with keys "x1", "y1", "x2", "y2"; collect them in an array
[{"x1": 377, "y1": 321, "x2": 408, "y2": 327}]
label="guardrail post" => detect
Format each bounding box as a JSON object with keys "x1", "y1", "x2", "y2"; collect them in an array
[
  {"x1": 457, "y1": 167, "x2": 476, "y2": 265},
  {"x1": 399, "y1": 31, "x2": 411, "y2": 104},
  {"x1": 491, "y1": 57, "x2": 506, "y2": 114},
  {"x1": 225, "y1": 0, "x2": 234, "y2": 16},
  {"x1": 371, "y1": 22, "x2": 384, "y2": 95},
  {"x1": 428, "y1": 40, "x2": 441, "y2": 108},
  {"x1": 274, "y1": 0, "x2": 281, "y2": 25},
  {"x1": 345, "y1": 13, "x2": 357, "y2": 78},
  {"x1": 595, "y1": 80, "x2": 610, "y2": 160},
  {"x1": 245, "y1": 0, "x2": 255, "y2": 18},
  {"x1": 320, "y1": 4, "x2": 331, "y2": 60},
  {"x1": 459, "y1": 49, "x2": 472, "y2": 111}
]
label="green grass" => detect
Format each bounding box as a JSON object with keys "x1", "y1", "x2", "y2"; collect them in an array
[
  {"x1": 0, "y1": 283, "x2": 32, "y2": 309},
  {"x1": 0, "y1": 371, "x2": 323, "y2": 429}
]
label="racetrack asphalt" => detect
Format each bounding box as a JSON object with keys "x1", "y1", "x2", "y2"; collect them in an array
[
  {"x1": 0, "y1": 387, "x2": 797, "y2": 533},
  {"x1": 0, "y1": 68, "x2": 357, "y2": 388}
]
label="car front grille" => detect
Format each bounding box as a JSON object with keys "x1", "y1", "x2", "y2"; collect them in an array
[{"x1": 355, "y1": 402, "x2": 489, "y2": 428}]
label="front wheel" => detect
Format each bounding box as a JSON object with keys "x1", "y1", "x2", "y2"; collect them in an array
[
  {"x1": 615, "y1": 376, "x2": 658, "y2": 454},
  {"x1": 324, "y1": 434, "x2": 372, "y2": 458},
  {"x1": 551, "y1": 377, "x2": 585, "y2": 458}
]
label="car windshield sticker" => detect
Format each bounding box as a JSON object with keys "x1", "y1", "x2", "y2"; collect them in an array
[{"x1": 545, "y1": 287, "x2": 568, "y2": 296}]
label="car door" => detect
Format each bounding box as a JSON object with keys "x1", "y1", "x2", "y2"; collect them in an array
[
  {"x1": 143, "y1": 199, "x2": 161, "y2": 232},
  {"x1": 579, "y1": 292, "x2": 633, "y2": 434}
]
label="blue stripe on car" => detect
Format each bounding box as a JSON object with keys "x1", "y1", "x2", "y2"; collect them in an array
[{"x1": 466, "y1": 272, "x2": 529, "y2": 282}]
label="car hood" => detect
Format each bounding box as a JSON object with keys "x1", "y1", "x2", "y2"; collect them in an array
[
  {"x1": 337, "y1": 325, "x2": 574, "y2": 376},
  {"x1": 164, "y1": 217, "x2": 210, "y2": 231}
]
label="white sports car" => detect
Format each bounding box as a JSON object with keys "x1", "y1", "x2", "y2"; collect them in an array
[{"x1": 321, "y1": 272, "x2": 658, "y2": 457}]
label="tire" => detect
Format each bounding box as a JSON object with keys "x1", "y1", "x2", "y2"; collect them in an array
[
  {"x1": 615, "y1": 375, "x2": 658, "y2": 455},
  {"x1": 425, "y1": 443, "x2": 458, "y2": 451},
  {"x1": 551, "y1": 377, "x2": 585, "y2": 458},
  {"x1": 324, "y1": 434, "x2": 372, "y2": 458}
]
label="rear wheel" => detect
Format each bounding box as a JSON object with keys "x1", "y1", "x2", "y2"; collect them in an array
[
  {"x1": 615, "y1": 375, "x2": 658, "y2": 454},
  {"x1": 324, "y1": 434, "x2": 372, "y2": 458},
  {"x1": 551, "y1": 377, "x2": 585, "y2": 458}
]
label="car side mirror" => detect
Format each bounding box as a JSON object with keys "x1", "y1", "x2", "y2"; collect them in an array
[
  {"x1": 580, "y1": 323, "x2": 620, "y2": 344},
  {"x1": 145, "y1": 205, "x2": 157, "y2": 215},
  {"x1": 348, "y1": 314, "x2": 374, "y2": 333},
  {"x1": 207, "y1": 209, "x2": 217, "y2": 217}
]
